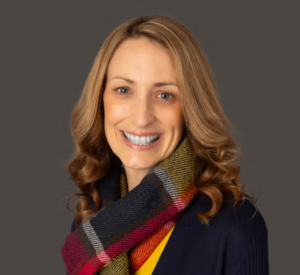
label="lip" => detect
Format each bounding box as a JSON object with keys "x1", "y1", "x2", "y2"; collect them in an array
[
  {"x1": 121, "y1": 130, "x2": 162, "y2": 137},
  {"x1": 120, "y1": 130, "x2": 163, "y2": 150}
]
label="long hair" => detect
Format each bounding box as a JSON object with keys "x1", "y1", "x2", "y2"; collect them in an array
[{"x1": 66, "y1": 15, "x2": 251, "y2": 225}]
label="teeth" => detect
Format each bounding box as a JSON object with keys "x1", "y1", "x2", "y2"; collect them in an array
[{"x1": 123, "y1": 131, "x2": 160, "y2": 145}]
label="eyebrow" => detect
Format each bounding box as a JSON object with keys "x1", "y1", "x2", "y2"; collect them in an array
[{"x1": 109, "y1": 76, "x2": 179, "y2": 88}]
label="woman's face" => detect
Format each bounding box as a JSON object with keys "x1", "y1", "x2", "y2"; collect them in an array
[{"x1": 103, "y1": 37, "x2": 184, "y2": 173}]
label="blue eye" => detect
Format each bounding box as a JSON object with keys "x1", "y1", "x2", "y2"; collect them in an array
[
  {"x1": 158, "y1": 92, "x2": 172, "y2": 100},
  {"x1": 116, "y1": 87, "x2": 129, "y2": 94}
]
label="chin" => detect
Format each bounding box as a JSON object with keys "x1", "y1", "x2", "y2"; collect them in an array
[{"x1": 122, "y1": 157, "x2": 157, "y2": 171}]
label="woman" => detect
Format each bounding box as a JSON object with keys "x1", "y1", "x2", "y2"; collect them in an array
[{"x1": 61, "y1": 15, "x2": 269, "y2": 275}]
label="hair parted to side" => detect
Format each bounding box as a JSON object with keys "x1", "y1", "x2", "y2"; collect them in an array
[{"x1": 66, "y1": 15, "x2": 252, "y2": 226}]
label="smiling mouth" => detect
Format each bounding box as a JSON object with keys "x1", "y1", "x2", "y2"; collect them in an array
[{"x1": 122, "y1": 131, "x2": 161, "y2": 146}]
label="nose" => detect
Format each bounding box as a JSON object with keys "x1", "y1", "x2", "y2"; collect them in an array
[{"x1": 129, "y1": 94, "x2": 156, "y2": 127}]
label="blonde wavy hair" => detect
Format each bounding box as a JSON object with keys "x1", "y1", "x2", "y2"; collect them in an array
[{"x1": 66, "y1": 15, "x2": 251, "y2": 225}]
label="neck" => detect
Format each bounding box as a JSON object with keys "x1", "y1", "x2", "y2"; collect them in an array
[{"x1": 124, "y1": 166, "x2": 151, "y2": 191}]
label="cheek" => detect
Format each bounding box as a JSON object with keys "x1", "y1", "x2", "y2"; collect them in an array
[
  {"x1": 160, "y1": 105, "x2": 184, "y2": 130},
  {"x1": 103, "y1": 95, "x2": 126, "y2": 124}
]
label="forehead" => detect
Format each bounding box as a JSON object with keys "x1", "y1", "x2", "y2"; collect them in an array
[{"x1": 106, "y1": 38, "x2": 178, "y2": 82}]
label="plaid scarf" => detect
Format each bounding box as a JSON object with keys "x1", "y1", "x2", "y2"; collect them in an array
[{"x1": 61, "y1": 136, "x2": 198, "y2": 275}]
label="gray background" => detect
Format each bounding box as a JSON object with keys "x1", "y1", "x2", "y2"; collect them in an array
[{"x1": 1, "y1": 0, "x2": 299, "y2": 274}]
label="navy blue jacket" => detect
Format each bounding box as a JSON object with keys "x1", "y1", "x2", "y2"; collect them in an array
[
  {"x1": 151, "y1": 194, "x2": 269, "y2": 274},
  {"x1": 69, "y1": 194, "x2": 268, "y2": 275}
]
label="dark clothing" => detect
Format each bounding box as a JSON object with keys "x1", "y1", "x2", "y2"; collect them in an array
[
  {"x1": 70, "y1": 194, "x2": 269, "y2": 275},
  {"x1": 152, "y1": 194, "x2": 269, "y2": 275}
]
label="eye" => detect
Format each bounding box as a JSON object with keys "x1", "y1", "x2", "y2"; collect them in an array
[
  {"x1": 158, "y1": 92, "x2": 173, "y2": 100},
  {"x1": 115, "y1": 87, "x2": 130, "y2": 94}
]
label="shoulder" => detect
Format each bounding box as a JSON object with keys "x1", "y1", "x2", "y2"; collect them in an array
[
  {"x1": 181, "y1": 193, "x2": 268, "y2": 245},
  {"x1": 155, "y1": 195, "x2": 269, "y2": 274},
  {"x1": 214, "y1": 197, "x2": 267, "y2": 238},
  {"x1": 172, "y1": 194, "x2": 269, "y2": 273}
]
